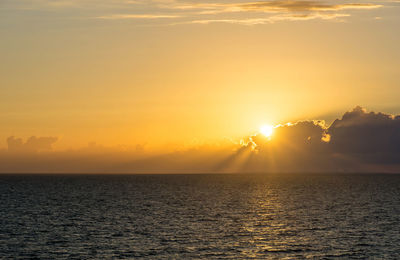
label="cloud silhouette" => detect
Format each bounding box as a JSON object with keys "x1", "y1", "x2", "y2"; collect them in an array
[
  {"x1": 328, "y1": 106, "x2": 400, "y2": 161},
  {"x1": 246, "y1": 106, "x2": 400, "y2": 169},
  {"x1": 1, "y1": 107, "x2": 400, "y2": 173},
  {"x1": 7, "y1": 136, "x2": 58, "y2": 153}
]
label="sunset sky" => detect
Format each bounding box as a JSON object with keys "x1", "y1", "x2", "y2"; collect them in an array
[{"x1": 1, "y1": 0, "x2": 400, "y2": 156}]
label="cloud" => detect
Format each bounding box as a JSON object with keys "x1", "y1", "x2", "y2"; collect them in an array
[
  {"x1": 176, "y1": 1, "x2": 382, "y2": 14},
  {"x1": 243, "y1": 106, "x2": 400, "y2": 171},
  {"x1": 1, "y1": 107, "x2": 400, "y2": 173},
  {"x1": 7, "y1": 136, "x2": 58, "y2": 153},
  {"x1": 183, "y1": 13, "x2": 349, "y2": 25},
  {"x1": 96, "y1": 14, "x2": 181, "y2": 19},
  {"x1": 328, "y1": 106, "x2": 400, "y2": 156},
  {"x1": 169, "y1": 0, "x2": 382, "y2": 25},
  {"x1": 2, "y1": 0, "x2": 383, "y2": 25},
  {"x1": 238, "y1": 1, "x2": 381, "y2": 12}
]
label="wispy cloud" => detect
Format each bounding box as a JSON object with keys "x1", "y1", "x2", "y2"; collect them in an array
[
  {"x1": 97, "y1": 14, "x2": 181, "y2": 19},
  {"x1": 2, "y1": 0, "x2": 385, "y2": 25},
  {"x1": 174, "y1": 1, "x2": 382, "y2": 14},
  {"x1": 165, "y1": 0, "x2": 382, "y2": 25},
  {"x1": 181, "y1": 13, "x2": 350, "y2": 25}
]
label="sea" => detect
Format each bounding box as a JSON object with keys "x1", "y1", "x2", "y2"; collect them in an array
[{"x1": 1, "y1": 173, "x2": 400, "y2": 259}]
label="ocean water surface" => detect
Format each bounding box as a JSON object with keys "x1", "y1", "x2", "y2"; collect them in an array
[{"x1": 1, "y1": 173, "x2": 400, "y2": 258}]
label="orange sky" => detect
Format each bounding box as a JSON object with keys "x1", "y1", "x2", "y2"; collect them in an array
[{"x1": 1, "y1": 0, "x2": 400, "y2": 151}]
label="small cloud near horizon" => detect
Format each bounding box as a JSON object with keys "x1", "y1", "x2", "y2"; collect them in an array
[{"x1": 7, "y1": 136, "x2": 58, "y2": 153}]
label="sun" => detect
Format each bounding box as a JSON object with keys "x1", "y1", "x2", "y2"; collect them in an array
[{"x1": 260, "y1": 124, "x2": 274, "y2": 138}]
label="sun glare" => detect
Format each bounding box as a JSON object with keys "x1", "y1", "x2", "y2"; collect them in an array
[{"x1": 260, "y1": 124, "x2": 274, "y2": 138}]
